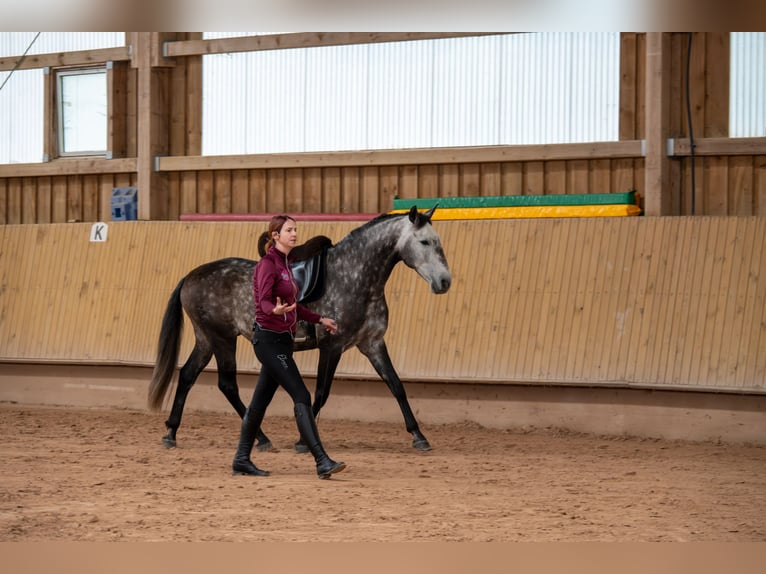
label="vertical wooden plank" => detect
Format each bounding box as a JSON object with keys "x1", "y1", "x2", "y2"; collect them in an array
[
  {"x1": 399, "y1": 165, "x2": 418, "y2": 199},
  {"x1": 687, "y1": 218, "x2": 722, "y2": 386},
  {"x1": 717, "y1": 220, "x2": 753, "y2": 387},
  {"x1": 214, "y1": 171, "x2": 232, "y2": 213},
  {"x1": 704, "y1": 32, "x2": 729, "y2": 138},
  {"x1": 479, "y1": 163, "x2": 501, "y2": 196},
  {"x1": 523, "y1": 162, "x2": 544, "y2": 195},
  {"x1": 301, "y1": 168, "x2": 325, "y2": 213},
  {"x1": 544, "y1": 161, "x2": 567, "y2": 195},
  {"x1": 417, "y1": 165, "x2": 439, "y2": 198},
  {"x1": 7, "y1": 178, "x2": 21, "y2": 224},
  {"x1": 669, "y1": 33, "x2": 685, "y2": 137},
  {"x1": 590, "y1": 159, "x2": 612, "y2": 194},
  {"x1": 0, "y1": 179, "x2": 7, "y2": 224},
  {"x1": 21, "y1": 178, "x2": 37, "y2": 224},
  {"x1": 165, "y1": 172, "x2": 180, "y2": 220},
  {"x1": 460, "y1": 164, "x2": 480, "y2": 197},
  {"x1": 741, "y1": 220, "x2": 766, "y2": 385},
  {"x1": 728, "y1": 156, "x2": 754, "y2": 216},
  {"x1": 179, "y1": 172, "x2": 197, "y2": 215},
  {"x1": 322, "y1": 167, "x2": 341, "y2": 213},
  {"x1": 756, "y1": 157, "x2": 766, "y2": 217},
  {"x1": 360, "y1": 167, "x2": 379, "y2": 213},
  {"x1": 439, "y1": 165, "x2": 459, "y2": 197},
  {"x1": 501, "y1": 163, "x2": 523, "y2": 195},
  {"x1": 379, "y1": 166, "x2": 399, "y2": 211},
  {"x1": 184, "y1": 44, "x2": 203, "y2": 156},
  {"x1": 81, "y1": 175, "x2": 99, "y2": 222},
  {"x1": 99, "y1": 175, "x2": 114, "y2": 222},
  {"x1": 248, "y1": 170, "x2": 267, "y2": 213},
  {"x1": 51, "y1": 176, "x2": 67, "y2": 223},
  {"x1": 42, "y1": 66, "x2": 56, "y2": 161},
  {"x1": 566, "y1": 160, "x2": 588, "y2": 195},
  {"x1": 107, "y1": 60, "x2": 128, "y2": 158},
  {"x1": 644, "y1": 33, "x2": 672, "y2": 215},
  {"x1": 126, "y1": 67, "x2": 138, "y2": 158},
  {"x1": 611, "y1": 158, "x2": 635, "y2": 194},
  {"x1": 230, "y1": 170, "x2": 250, "y2": 213},
  {"x1": 66, "y1": 175, "x2": 82, "y2": 222},
  {"x1": 621, "y1": 219, "x2": 651, "y2": 381},
  {"x1": 266, "y1": 169, "x2": 285, "y2": 213},
  {"x1": 341, "y1": 167, "x2": 360, "y2": 213},
  {"x1": 619, "y1": 33, "x2": 638, "y2": 140},
  {"x1": 532, "y1": 219, "x2": 563, "y2": 378},
  {"x1": 704, "y1": 157, "x2": 729, "y2": 215},
  {"x1": 168, "y1": 59, "x2": 187, "y2": 157},
  {"x1": 647, "y1": 218, "x2": 679, "y2": 381},
  {"x1": 286, "y1": 168, "x2": 306, "y2": 213},
  {"x1": 196, "y1": 170, "x2": 214, "y2": 213}
]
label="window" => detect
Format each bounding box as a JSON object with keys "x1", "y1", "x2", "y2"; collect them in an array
[
  {"x1": 201, "y1": 33, "x2": 621, "y2": 154},
  {"x1": 56, "y1": 67, "x2": 107, "y2": 156}
]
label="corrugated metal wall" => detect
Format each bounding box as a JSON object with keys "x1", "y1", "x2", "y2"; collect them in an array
[
  {"x1": 202, "y1": 33, "x2": 621, "y2": 154},
  {"x1": 0, "y1": 32, "x2": 125, "y2": 164},
  {"x1": 1, "y1": 217, "x2": 764, "y2": 393},
  {"x1": 730, "y1": 32, "x2": 766, "y2": 137}
]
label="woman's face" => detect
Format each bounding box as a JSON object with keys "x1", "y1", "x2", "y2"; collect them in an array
[{"x1": 273, "y1": 218, "x2": 298, "y2": 252}]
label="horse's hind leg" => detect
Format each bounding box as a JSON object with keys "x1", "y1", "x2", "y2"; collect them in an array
[
  {"x1": 359, "y1": 340, "x2": 431, "y2": 451},
  {"x1": 213, "y1": 340, "x2": 275, "y2": 452},
  {"x1": 163, "y1": 343, "x2": 212, "y2": 448}
]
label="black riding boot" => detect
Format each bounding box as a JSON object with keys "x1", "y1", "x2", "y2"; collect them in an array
[
  {"x1": 232, "y1": 408, "x2": 270, "y2": 476},
  {"x1": 294, "y1": 403, "x2": 346, "y2": 479}
]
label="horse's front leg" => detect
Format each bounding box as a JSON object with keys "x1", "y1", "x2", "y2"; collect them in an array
[{"x1": 358, "y1": 340, "x2": 431, "y2": 451}]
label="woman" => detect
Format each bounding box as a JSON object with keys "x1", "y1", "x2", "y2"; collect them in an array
[{"x1": 232, "y1": 214, "x2": 346, "y2": 479}]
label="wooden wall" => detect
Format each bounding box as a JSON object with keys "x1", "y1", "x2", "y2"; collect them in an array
[
  {"x1": 1, "y1": 32, "x2": 765, "y2": 223},
  {"x1": 1, "y1": 218, "x2": 764, "y2": 394},
  {"x1": 160, "y1": 157, "x2": 644, "y2": 218}
]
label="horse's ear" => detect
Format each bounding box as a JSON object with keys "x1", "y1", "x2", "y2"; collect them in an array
[
  {"x1": 408, "y1": 204, "x2": 437, "y2": 227},
  {"x1": 423, "y1": 204, "x2": 437, "y2": 221}
]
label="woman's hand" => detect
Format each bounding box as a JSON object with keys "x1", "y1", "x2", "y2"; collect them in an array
[
  {"x1": 319, "y1": 316, "x2": 338, "y2": 334},
  {"x1": 273, "y1": 296, "x2": 297, "y2": 315}
]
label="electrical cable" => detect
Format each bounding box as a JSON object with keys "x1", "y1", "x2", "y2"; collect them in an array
[{"x1": 0, "y1": 32, "x2": 42, "y2": 94}]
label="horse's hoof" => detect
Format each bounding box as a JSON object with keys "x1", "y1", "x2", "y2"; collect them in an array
[
  {"x1": 294, "y1": 441, "x2": 309, "y2": 454},
  {"x1": 413, "y1": 438, "x2": 432, "y2": 451},
  {"x1": 256, "y1": 441, "x2": 278, "y2": 453},
  {"x1": 162, "y1": 436, "x2": 177, "y2": 448}
]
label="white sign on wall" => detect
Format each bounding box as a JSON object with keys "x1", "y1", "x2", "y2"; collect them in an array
[{"x1": 89, "y1": 222, "x2": 108, "y2": 242}]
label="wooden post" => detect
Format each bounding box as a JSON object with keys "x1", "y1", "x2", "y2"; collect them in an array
[
  {"x1": 130, "y1": 32, "x2": 175, "y2": 220},
  {"x1": 644, "y1": 33, "x2": 674, "y2": 216}
]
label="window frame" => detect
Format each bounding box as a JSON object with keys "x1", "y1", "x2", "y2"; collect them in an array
[{"x1": 53, "y1": 66, "x2": 109, "y2": 158}]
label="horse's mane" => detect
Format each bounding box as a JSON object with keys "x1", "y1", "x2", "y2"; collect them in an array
[{"x1": 256, "y1": 210, "x2": 428, "y2": 257}]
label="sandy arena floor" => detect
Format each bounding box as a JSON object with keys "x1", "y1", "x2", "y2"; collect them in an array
[{"x1": 1, "y1": 403, "x2": 764, "y2": 542}]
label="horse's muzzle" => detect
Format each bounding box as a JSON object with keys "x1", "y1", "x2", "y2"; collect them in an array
[{"x1": 432, "y1": 276, "x2": 452, "y2": 294}]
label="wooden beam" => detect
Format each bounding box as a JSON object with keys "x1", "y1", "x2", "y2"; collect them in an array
[
  {"x1": 0, "y1": 158, "x2": 137, "y2": 178},
  {"x1": 0, "y1": 46, "x2": 131, "y2": 72},
  {"x1": 671, "y1": 137, "x2": 766, "y2": 156},
  {"x1": 157, "y1": 141, "x2": 643, "y2": 172},
  {"x1": 132, "y1": 33, "x2": 171, "y2": 220},
  {"x1": 164, "y1": 32, "x2": 507, "y2": 58},
  {"x1": 644, "y1": 33, "x2": 673, "y2": 216}
]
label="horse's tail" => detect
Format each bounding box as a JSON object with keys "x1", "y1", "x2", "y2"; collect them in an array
[{"x1": 147, "y1": 278, "x2": 185, "y2": 412}]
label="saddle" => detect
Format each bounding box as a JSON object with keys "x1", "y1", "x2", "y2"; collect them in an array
[
  {"x1": 257, "y1": 233, "x2": 332, "y2": 304},
  {"x1": 292, "y1": 246, "x2": 328, "y2": 303}
]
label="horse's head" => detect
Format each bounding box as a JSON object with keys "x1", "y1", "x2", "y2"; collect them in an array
[{"x1": 397, "y1": 205, "x2": 452, "y2": 294}]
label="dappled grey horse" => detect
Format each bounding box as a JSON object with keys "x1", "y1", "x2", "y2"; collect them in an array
[{"x1": 148, "y1": 206, "x2": 451, "y2": 452}]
